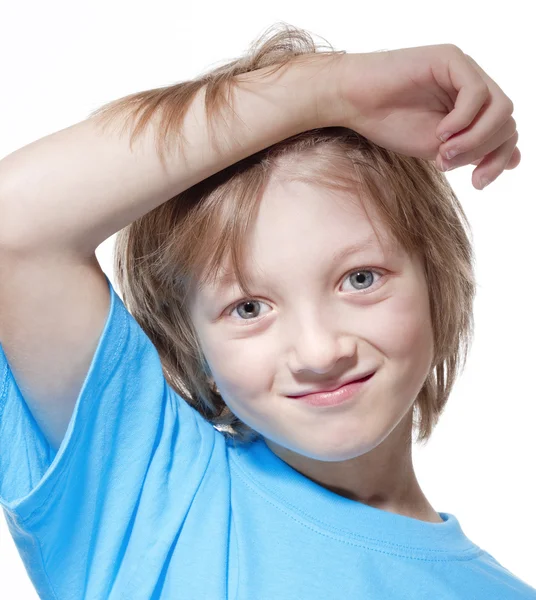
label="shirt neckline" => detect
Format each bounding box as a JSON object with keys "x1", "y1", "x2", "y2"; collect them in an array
[{"x1": 231, "y1": 436, "x2": 482, "y2": 560}]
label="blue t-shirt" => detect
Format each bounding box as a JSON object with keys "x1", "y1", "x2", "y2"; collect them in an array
[{"x1": 1, "y1": 274, "x2": 535, "y2": 599}]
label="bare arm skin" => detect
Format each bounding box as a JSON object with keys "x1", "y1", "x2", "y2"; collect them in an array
[
  {"x1": 0, "y1": 53, "x2": 344, "y2": 257},
  {"x1": 0, "y1": 52, "x2": 345, "y2": 450}
]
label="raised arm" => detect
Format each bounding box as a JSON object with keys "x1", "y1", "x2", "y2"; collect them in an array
[
  {"x1": 0, "y1": 52, "x2": 344, "y2": 257},
  {"x1": 0, "y1": 51, "x2": 345, "y2": 450}
]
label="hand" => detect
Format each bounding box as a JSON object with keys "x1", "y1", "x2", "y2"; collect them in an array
[{"x1": 333, "y1": 44, "x2": 520, "y2": 190}]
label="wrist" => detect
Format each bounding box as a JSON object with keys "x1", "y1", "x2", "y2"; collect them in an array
[
  {"x1": 239, "y1": 52, "x2": 349, "y2": 133},
  {"x1": 290, "y1": 52, "x2": 350, "y2": 131}
]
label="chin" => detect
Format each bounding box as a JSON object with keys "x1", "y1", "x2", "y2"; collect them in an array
[{"x1": 281, "y1": 433, "x2": 381, "y2": 463}]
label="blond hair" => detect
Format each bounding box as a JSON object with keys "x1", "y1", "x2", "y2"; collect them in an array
[{"x1": 89, "y1": 22, "x2": 476, "y2": 447}]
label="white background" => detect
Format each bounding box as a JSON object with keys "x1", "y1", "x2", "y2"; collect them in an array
[{"x1": 0, "y1": 0, "x2": 534, "y2": 597}]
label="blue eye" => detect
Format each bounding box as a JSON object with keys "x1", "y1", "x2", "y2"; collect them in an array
[
  {"x1": 227, "y1": 268, "x2": 385, "y2": 323},
  {"x1": 342, "y1": 269, "x2": 378, "y2": 293},
  {"x1": 231, "y1": 300, "x2": 267, "y2": 321}
]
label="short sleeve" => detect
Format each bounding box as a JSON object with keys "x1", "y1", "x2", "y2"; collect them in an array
[{"x1": 0, "y1": 273, "x2": 219, "y2": 599}]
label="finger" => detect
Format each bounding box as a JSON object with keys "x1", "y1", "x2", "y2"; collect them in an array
[
  {"x1": 436, "y1": 128, "x2": 519, "y2": 189},
  {"x1": 471, "y1": 131, "x2": 519, "y2": 190},
  {"x1": 437, "y1": 49, "x2": 515, "y2": 154},
  {"x1": 440, "y1": 100, "x2": 516, "y2": 162},
  {"x1": 439, "y1": 117, "x2": 517, "y2": 169},
  {"x1": 435, "y1": 47, "x2": 491, "y2": 143},
  {"x1": 474, "y1": 146, "x2": 521, "y2": 169},
  {"x1": 504, "y1": 145, "x2": 521, "y2": 170}
]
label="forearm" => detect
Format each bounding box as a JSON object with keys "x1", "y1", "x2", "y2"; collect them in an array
[{"x1": 0, "y1": 53, "x2": 343, "y2": 257}]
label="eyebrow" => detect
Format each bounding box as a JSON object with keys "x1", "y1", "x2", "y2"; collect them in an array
[{"x1": 212, "y1": 236, "x2": 383, "y2": 291}]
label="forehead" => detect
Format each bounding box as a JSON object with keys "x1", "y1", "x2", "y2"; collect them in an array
[
  {"x1": 202, "y1": 235, "x2": 404, "y2": 294},
  {"x1": 195, "y1": 180, "x2": 403, "y2": 294},
  {"x1": 211, "y1": 234, "x2": 391, "y2": 291}
]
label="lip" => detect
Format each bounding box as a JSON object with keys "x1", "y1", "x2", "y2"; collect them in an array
[
  {"x1": 287, "y1": 372, "x2": 375, "y2": 407},
  {"x1": 286, "y1": 370, "x2": 377, "y2": 398}
]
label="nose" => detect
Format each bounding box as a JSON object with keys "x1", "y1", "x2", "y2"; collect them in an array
[{"x1": 288, "y1": 313, "x2": 356, "y2": 374}]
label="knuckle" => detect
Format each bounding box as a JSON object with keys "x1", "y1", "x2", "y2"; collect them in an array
[
  {"x1": 478, "y1": 82, "x2": 490, "y2": 100},
  {"x1": 448, "y1": 43, "x2": 464, "y2": 55},
  {"x1": 499, "y1": 133, "x2": 518, "y2": 158},
  {"x1": 462, "y1": 51, "x2": 477, "y2": 65},
  {"x1": 501, "y1": 101, "x2": 514, "y2": 121},
  {"x1": 507, "y1": 118, "x2": 517, "y2": 136}
]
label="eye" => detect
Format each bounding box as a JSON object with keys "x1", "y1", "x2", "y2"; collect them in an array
[
  {"x1": 226, "y1": 268, "x2": 385, "y2": 324},
  {"x1": 341, "y1": 268, "x2": 384, "y2": 294},
  {"x1": 228, "y1": 299, "x2": 270, "y2": 322}
]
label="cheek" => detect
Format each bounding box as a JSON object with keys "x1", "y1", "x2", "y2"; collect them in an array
[
  {"x1": 210, "y1": 341, "x2": 279, "y2": 428},
  {"x1": 204, "y1": 336, "x2": 276, "y2": 397},
  {"x1": 369, "y1": 293, "x2": 434, "y2": 366}
]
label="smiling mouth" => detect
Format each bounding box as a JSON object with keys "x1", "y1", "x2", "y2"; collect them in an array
[
  {"x1": 286, "y1": 371, "x2": 376, "y2": 407},
  {"x1": 287, "y1": 371, "x2": 376, "y2": 398}
]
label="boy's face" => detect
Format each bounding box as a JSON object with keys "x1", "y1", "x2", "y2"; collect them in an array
[{"x1": 189, "y1": 179, "x2": 434, "y2": 466}]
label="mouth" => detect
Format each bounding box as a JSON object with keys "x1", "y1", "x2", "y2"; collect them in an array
[
  {"x1": 287, "y1": 371, "x2": 376, "y2": 407},
  {"x1": 287, "y1": 370, "x2": 376, "y2": 398}
]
